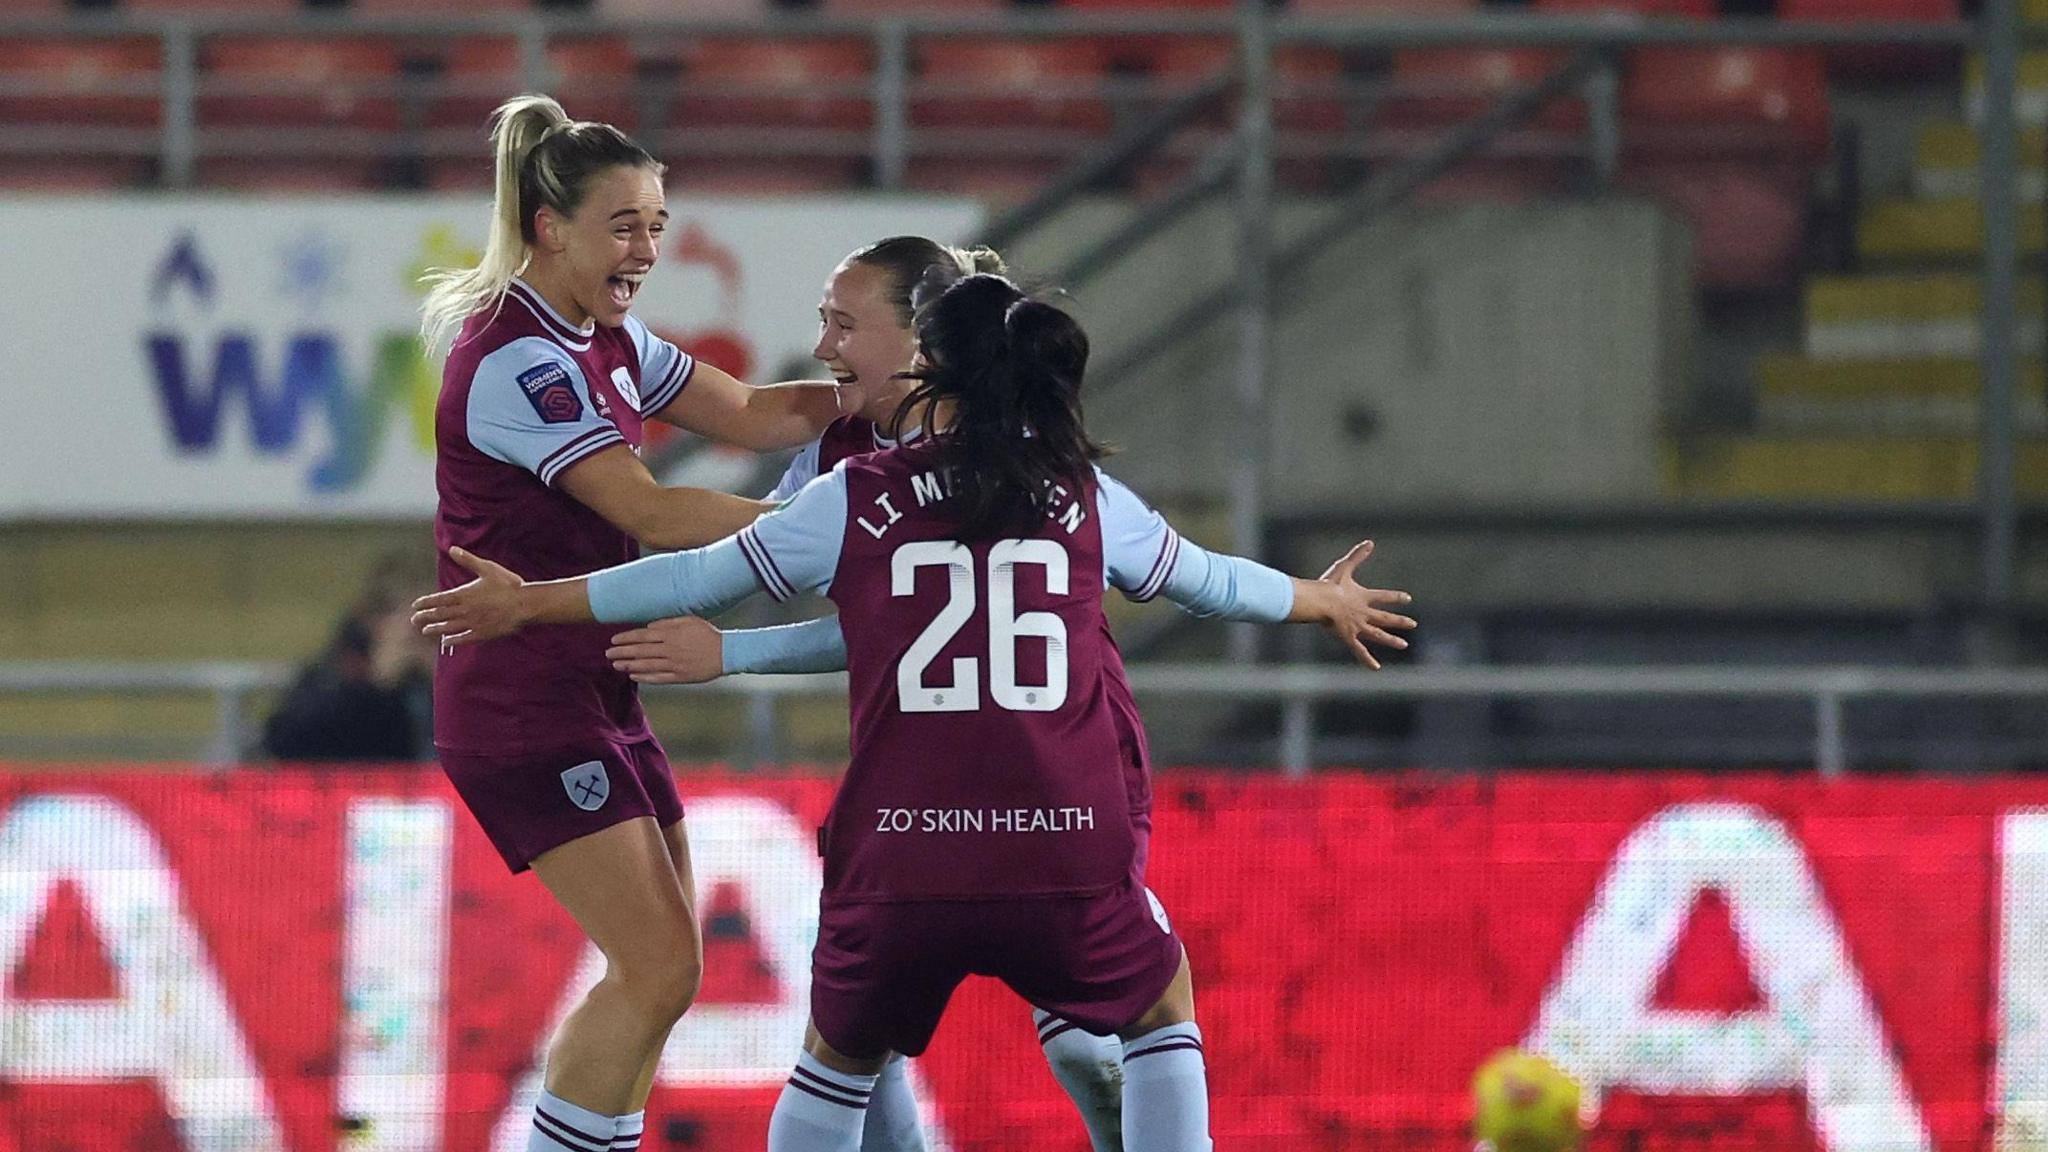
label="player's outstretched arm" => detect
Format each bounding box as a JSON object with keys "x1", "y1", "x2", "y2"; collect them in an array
[
  {"x1": 415, "y1": 524, "x2": 779, "y2": 648},
  {"x1": 650, "y1": 361, "x2": 856, "y2": 452},
  {"x1": 606, "y1": 615, "x2": 849, "y2": 684},
  {"x1": 558, "y1": 445, "x2": 772, "y2": 551}
]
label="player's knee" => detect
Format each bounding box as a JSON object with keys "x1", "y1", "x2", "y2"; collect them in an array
[{"x1": 610, "y1": 940, "x2": 702, "y2": 1024}]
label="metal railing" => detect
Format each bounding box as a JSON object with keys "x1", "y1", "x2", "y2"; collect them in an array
[{"x1": 4, "y1": 659, "x2": 2045, "y2": 777}]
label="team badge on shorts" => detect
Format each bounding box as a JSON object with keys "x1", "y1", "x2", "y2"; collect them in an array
[
  {"x1": 1145, "y1": 887, "x2": 1172, "y2": 935},
  {"x1": 560, "y1": 761, "x2": 611, "y2": 811}
]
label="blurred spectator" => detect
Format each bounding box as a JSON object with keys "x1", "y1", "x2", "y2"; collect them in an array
[{"x1": 262, "y1": 553, "x2": 435, "y2": 763}]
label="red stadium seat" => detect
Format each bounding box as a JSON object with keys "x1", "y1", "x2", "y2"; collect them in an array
[
  {"x1": 1144, "y1": 37, "x2": 1349, "y2": 132},
  {"x1": 601, "y1": 0, "x2": 771, "y2": 14},
  {"x1": 1533, "y1": 0, "x2": 1713, "y2": 15},
  {"x1": 1062, "y1": 0, "x2": 1231, "y2": 7},
  {"x1": 199, "y1": 37, "x2": 402, "y2": 133},
  {"x1": 1382, "y1": 47, "x2": 1585, "y2": 132},
  {"x1": 1621, "y1": 47, "x2": 1831, "y2": 160},
  {"x1": 0, "y1": 38, "x2": 160, "y2": 130},
  {"x1": 122, "y1": 0, "x2": 298, "y2": 10},
  {"x1": 0, "y1": 157, "x2": 148, "y2": 191},
  {"x1": 825, "y1": 0, "x2": 1006, "y2": 10},
  {"x1": 1290, "y1": 0, "x2": 1478, "y2": 13},
  {"x1": 352, "y1": 0, "x2": 533, "y2": 9},
  {"x1": 914, "y1": 38, "x2": 1114, "y2": 136},
  {"x1": 672, "y1": 37, "x2": 873, "y2": 133},
  {"x1": 1620, "y1": 160, "x2": 1806, "y2": 290},
  {"x1": 429, "y1": 36, "x2": 639, "y2": 134}
]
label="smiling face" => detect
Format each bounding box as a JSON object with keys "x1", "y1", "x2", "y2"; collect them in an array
[
  {"x1": 529, "y1": 163, "x2": 667, "y2": 329},
  {"x1": 813, "y1": 259, "x2": 918, "y2": 427}
]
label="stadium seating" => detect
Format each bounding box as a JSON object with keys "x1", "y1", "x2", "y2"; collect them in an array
[
  {"x1": 1376, "y1": 47, "x2": 1584, "y2": 197},
  {"x1": 1143, "y1": 37, "x2": 1349, "y2": 133},
  {"x1": 1621, "y1": 47, "x2": 1831, "y2": 159},
  {"x1": 0, "y1": 37, "x2": 161, "y2": 131},
  {"x1": 425, "y1": 35, "x2": 639, "y2": 133},
  {"x1": 199, "y1": 36, "x2": 403, "y2": 133},
  {"x1": 1287, "y1": 0, "x2": 1476, "y2": 12},
  {"x1": 672, "y1": 36, "x2": 873, "y2": 133},
  {"x1": 913, "y1": 37, "x2": 1115, "y2": 134}
]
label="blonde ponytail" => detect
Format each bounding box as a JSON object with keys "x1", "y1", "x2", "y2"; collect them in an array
[{"x1": 419, "y1": 95, "x2": 568, "y2": 354}]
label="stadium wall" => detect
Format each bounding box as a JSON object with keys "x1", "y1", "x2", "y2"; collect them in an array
[{"x1": 0, "y1": 768, "x2": 2037, "y2": 1151}]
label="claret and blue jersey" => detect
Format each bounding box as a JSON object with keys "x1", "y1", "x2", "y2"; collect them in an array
[{"x1": 431, "y1": 279, "x2": 695, "y2": 754}]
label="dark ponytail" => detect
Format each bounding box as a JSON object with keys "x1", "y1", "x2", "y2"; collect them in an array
[{"x1": 895, "y1": 273, "x2": 1108, "y2": 539}]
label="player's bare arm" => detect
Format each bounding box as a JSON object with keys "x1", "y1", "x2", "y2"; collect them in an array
[
  {"x1": 1286, "y1": 540, "x2": 1417, "y2": 670},
  {"x1": 557, "y1": 444, "x2": 772, "y2": 550},
  {"x1": 648, "y1": 360, "x2": 859, "y2": 452},
  {"x1": 412, "y1": 547, "x2": 594, "y2": 646}
]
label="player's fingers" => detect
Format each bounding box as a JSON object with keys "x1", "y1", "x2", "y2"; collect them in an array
[
  {"x1": 610, "y1": 657, "x2": 674, "y2": 676},
  {"x1": 609, "y1": 628, "x2": 659, "y2": 646},
  {"x1": 1344, "y1": 632, "x2": 1382, "y2": 670},
  {"x1": 630, "y1": 671, "x2": 682, "y2": 685},
  {"x1": 604, "y1": 642, "x2": 661, "y2": 662},
  {"x1": 1365, "y1": 587, "x2": 1414, "y2": 607},
  {"x1": 442, "y1": 629, "x2": 478, "y2": 648},
  {"x1": 1322, "y1": 539, "x2": 1374, "y2": 584},
  {"x1": 411, "y1": 585, "x2": 471, "y2": 611},
  {"x1": 449, "y1": 547, "x2": 516, "y2": 583},
  {"x1": 1368, "y1": 609, "x2": 1419, "y2": 631},
  {"x1": 1363, "y1": 625, "x2": 1410, "y2": 650}
]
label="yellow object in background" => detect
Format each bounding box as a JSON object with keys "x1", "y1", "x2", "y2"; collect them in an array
[{"x1": 1473, "y1": 1049, "x2": 1585, "y2": 1152}]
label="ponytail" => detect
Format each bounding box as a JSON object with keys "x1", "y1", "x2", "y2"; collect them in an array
[
  {"x1": 896, "y1": 274, "x2": 1107, "y2": 539},
  {"x1": 419, "y1": 94, "x2": 662, "y2": 355}
]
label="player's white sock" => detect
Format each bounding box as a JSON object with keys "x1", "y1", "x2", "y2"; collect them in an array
[
  {"x1": 1119, "y1": 1023, "x2": 1212, "y2": 1152},
  {"x1": 859, "y1": 1053, "x2": 928, "y2": 1152},
  {"x1": 1036, "y1": 1009, "x2": 1126, "y2": 1152},
  {"x1": 529, "y1": 1090, "x2": 616, "y2": 1152},
  {"x1": 611, "y1": 1109, "x2": 644, "y2": 1151},
  {"x1": 767, "y1": 1051, "x2": 877, "y2": 1152}
]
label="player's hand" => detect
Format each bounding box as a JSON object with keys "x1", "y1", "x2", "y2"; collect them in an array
[
  {"x1": 607, "y1": 617, "x2": 724, "y2": 685},
  {"x1": 1299, "y1": 540, "x2": 1415, "y2": 669},
  {"x1": 410, "y1": 547, "x2": 531, "y2": 647}
]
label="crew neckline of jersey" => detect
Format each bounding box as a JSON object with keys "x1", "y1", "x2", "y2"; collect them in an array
[{"x1": 509, "y1": 278, "x2": 598, "y2": 342}]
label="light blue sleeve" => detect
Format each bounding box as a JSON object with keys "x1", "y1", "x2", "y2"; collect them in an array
[
  {"x1": 765, "y1": 438, "x2": 824, "y2": 502},
  {"x1": 585, "y1": 538, "x2": 763, "y2": 624},
  {"x1": 738, "y1": 464, "x2": 850, "y2": 601},
  {"x1": 721, "y1": 616, "x2": 849, "y2": 675},
  {"x1": 466, "y1": 337, "x2": 624, "y2": 487},
  {"x1": 623, "y1": 314, "x2": 696, "y2": 417},
  {"x1": 1094, "y1": 467, "x2": 1295, "y2": 623},
  {"x1": 583, "y1": 468, "x2": 850, "y2": 621},
  {"x1": 1096, "y1": 468, "x2": 1184, "y2": 602}
]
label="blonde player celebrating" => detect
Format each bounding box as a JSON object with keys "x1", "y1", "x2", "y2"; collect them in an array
[
  {"x1": 415, "y1": 273, "x2": 1417, "y2": 1152},
  {"x1": 612, "y1": 235, "x2": 1139, "y2": 1152},
  {"x1": 420, "y1": 94, "x2": 854, "y2": 1152}
]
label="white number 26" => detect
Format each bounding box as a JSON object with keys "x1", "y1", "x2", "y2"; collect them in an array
[{"x1": 891, "y1": 539, "x2": 1069, "y2": 714}]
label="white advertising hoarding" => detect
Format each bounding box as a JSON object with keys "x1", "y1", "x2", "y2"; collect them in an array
[{"x1": 0, "y1": 195, "x2": 982, "y2": 519}]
